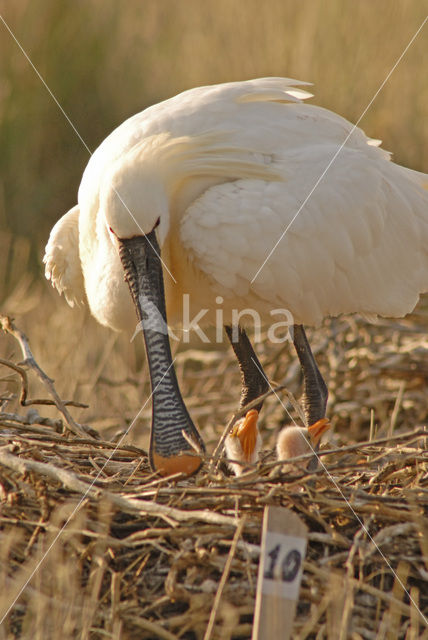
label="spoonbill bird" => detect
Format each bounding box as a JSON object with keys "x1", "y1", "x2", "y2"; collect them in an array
[
  {"x1": 276, "y1": 418, "x2": 331, "y2": 473},
  {"x1": 224, "y1": 409, "x2": 262, "y2": 476},
  {"x1": 44, "y1": 77, "x2": 428, "y2": 476}
]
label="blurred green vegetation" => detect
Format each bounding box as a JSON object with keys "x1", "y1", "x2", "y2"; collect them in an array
[{"x1": 0, "y1": 0, "x2": 427, "y2": 295}]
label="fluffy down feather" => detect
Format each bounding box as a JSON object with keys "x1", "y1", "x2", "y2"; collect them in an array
[{"x1": 44, "y1": 206, "x2": 86, "y2": 307}]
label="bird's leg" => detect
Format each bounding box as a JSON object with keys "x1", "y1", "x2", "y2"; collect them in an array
[
  {"x1": 225, "y1": 325, "x2": 269, "y2": 412},
  {"x1": 293, "y1": 325, "x2": 328, "y2": 472},
  {"x1": 223, "y1": 325, "x2": 268, "y2": 474},
  {"x1": 292, "y1": 324, "x2": 328, "y2": 426}
]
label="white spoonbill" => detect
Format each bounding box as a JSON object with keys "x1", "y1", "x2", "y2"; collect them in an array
[
  {"x1": 276, "y1": 418, "x2": 331, "y2": 473},
  {"x1": 44, "y1": 77, "x2": 428, "y2": 476}
]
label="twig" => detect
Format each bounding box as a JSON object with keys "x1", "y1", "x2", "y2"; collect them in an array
[
  {"x1": 125, "y1": 616, "x2": 179, "y2": 640},
  {"x1": 0, "y1": 422, "x2": 146, "y2": 454},
  {"x1": 0, "y1": 358, "x2": 87, "y2": 409},
  {"x1": 203, "y1": 516, "x2": 246, "y2": 640},
  {"x1": 258, "y1": 426, "x2": 428, "y2": 472},
  {"x1": 305, "y1": 561, "x2": 425, "y2": 623},
  {"x1": 388, "y1": 380, "x2": 405, "y2": 438},
  {"x1": 0, "y1": 446, "x2": 238, "y2": 527},
  {"x1": 0, "y1": 315, "x2": 95, "y2": 439}
]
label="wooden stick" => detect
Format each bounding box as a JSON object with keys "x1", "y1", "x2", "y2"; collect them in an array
[{"x1": 252, "y1": 506, "x2": 308, "y2": 640}]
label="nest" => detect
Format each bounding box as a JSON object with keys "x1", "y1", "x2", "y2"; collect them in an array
[{"x1": 0, "y1": 313, "x2": 427, "y2": 639}]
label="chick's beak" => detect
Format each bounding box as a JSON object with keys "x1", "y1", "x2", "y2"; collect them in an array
[
  {"x1": 307, "y1": 418, "x2": 330, "y2": 447},
  {"x1": 232, "y1": 409, "x2": 259, "y2": 462}
]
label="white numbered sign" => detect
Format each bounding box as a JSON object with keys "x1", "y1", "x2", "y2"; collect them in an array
[
  {"x1": 261, "y1": 531, "x2": 307, "y2": 599},
  {"x1": 253, "y1": 506, "x2": 308, "y2": 640}
]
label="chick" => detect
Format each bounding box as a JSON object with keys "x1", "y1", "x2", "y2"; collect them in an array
[
  {"x1": 224, "y1": 409, "x2": 262, "y2": 476},
  {"x1": 276, "y1": 418, "x2": 330, "y2": 472}
]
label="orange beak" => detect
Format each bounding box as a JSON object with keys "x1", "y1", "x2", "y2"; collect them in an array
[
  {"x1": 231, "y1": 409, "x2": 259, "y2": 462},
  {"x1": 307, "y1": 418, "x2": 330, "y2": 447}
]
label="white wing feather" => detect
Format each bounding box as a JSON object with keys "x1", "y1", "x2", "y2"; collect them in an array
[
  {"x1": 44, "y1": 205, "x2": 86, "y2": 307},
  {"x1": 181, "y1": 145, "x2": 428, "y2": 325}
]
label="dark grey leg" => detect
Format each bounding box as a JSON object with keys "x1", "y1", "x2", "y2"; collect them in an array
[
  {"x1": 292, "y1": 324, "x2": 328, "y2": 426},
  {"x1": 225, "y1": 325, "x2": 269, "y2": 411}
]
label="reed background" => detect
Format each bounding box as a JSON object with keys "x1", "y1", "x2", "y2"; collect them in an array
[
  {"x1": 1, "y1": 0, "x2": 427, "y2": 408},
  {"x1": 0, "y1": 3, "x2": 427, "y2": 638}
]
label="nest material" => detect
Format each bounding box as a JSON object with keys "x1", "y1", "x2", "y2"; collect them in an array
[{"x1": 0, "y1": 314, "x2": 428, "y2": 639}]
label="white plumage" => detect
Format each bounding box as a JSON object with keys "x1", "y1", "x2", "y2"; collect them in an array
[
  {"x1": 224, "y1": 409, "x2": 262, "y2": 476},
  {"x1": 44, "y1": 77, "x2": 428, "y2": 474},
  {"x1": 45, "y1": 77, "x2": 428, "y2": 332},
  {"x1": 44, "y1": 205, "x2": 85, "y2": 307},
  {"x1": 276, "y1": 418, "x2": 331, "y2": 473}
]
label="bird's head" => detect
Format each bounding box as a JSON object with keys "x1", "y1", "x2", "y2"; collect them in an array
[
  {"x1": 101, "y1": 149, "x2": 170, "y2": 247},
  {"x1": 307, "y1": 418, "x2": 330, "y2": 448},
  {"x1": 276, "y1": 418, "x2": 330, "y2": 462},
  {"x1": 229, "y1": 409, "x2": 260, "y2": 462}
]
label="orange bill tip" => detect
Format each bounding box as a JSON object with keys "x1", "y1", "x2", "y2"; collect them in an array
[
  {"x1": 307, "y1": 418, "x2": 331, "y2": 446},
  {"x1": 152, "y1": 452, "x2": 203, "y2": 477},
  {"x1": 237, "y1": 409, "x2": 259, "y2": 462}
]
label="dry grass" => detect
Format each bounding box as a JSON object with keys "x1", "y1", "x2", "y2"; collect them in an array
[{"x1": 1, "y1": 296, "x2": 428, "y2": 639}]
